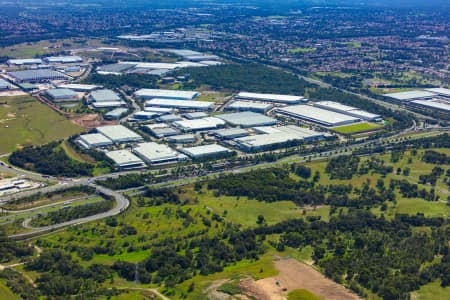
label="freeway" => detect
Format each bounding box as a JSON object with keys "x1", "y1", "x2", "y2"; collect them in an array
[{"x1": 8, "y1": 183, "x2": 129, "y2": 239}]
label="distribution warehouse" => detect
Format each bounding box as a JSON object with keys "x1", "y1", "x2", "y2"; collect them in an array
[
  {"x1": 276, "y1": 105, "x2": 360, "y2": 127},
  {"x1": 217, "y1": 111, "x2": 278, "y2": 127},
  {"x1": 225, "y1": 101, "x2": 274, "y2": 113},
  {"x1": 172, "y1": 117, "x2": 226, "y2": 132},
  {"x1": 133, "y1": 142, "x2": 187, "y2": 165},
  {"x1": 46, "y1": 88, "x2": 79, "y2": 102},
  {"x1": 134, "y1": 89, "x2": 199, "y2": 100},
  {"x1": 77, "y1": 133, "x2": 113, "y2": 149},
  {"x1": 313, "y1": 101, "x2": 382, "y2": 121},
  {"x1": 145, "y1": 99, "x2": 214, "y2": 110},
  {"x1": 235, "y1": 92, "x2": 305, "y2": 104},
  {"x1": 181, "y1": 144, "x2": 232, "y2": 159},
  {"x1": 106, "y1": 150, "x2": 145, "y2": 169},
  {"x1": 96, "y1": 125, "x2": 143, "y2": 143},
  {"x1": 8, "y1": 69, "x2": 67, "y2": 82}
]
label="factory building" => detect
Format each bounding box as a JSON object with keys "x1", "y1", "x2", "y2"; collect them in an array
[
  {"x1": 383, "y1": 90, "x2": 436, "y2": 101},
  {"x1": 97, "y1": 63, "x2": 137, "y2": 75},
  {"x1": 181, "y1": 144, "x2": 232, "y2": 159},
  {"x1": 46, "y1": 88, "x2": 79, "y2": 102},
  {"x1": 235, "y1": 92, "x2": 306, "y2": 104},
  {"x1": 425, "y1": 88, "x2": 450, "y2": 98},
  {"x1": 234, "y1": 125, "x2": 323, "y2": 152},
  {"x1": 144, "y1": 107, "x2": 174, "y2": 114},
  {"x1": 225, "y1": 101, "x2": 274, "y2": 113},
  {"x1": 44, "y1": 56, "x2": 83, "y2": 64},
  {"x1": 104, "y1": 108, "x2": 129, "y2": 120},
  {"x1": 145, "y1": 99, "x2": 214, "y2": 111},
  {"x1": 166, "y1": 134, "x2": 197, "y2": 144},
  {"x1": 217, "y1": 111, "x2": 278, "y2": 128},
  {"x1": 313, "y1": 101, "x2": 382, "y2": 122},
  {"x1": 89, "y1": 89, "x2": 125, "y2": 108},
  {"x1": 96, "y1": 125, "x2": 143, "y2": 144},
  {"x1": 410, "y1": 99, "x2": 450, "y2": 113},
  {"x1": 172, "y1": 117, "x2": 226, "y2": 132},
  {"x1": 77, "y1": 133, "x2": 113, "y2": 149},
  {"x1": 132, "y1": 111, "x2": 159, "y2": 120},
  {"x1": 183, "y1": 112, "x2": 209, "y2": 119},
  {"x1": 158, "y1": 114, "x2": 184, "y2": 123},
  {"x1": 7, "y1": 58, "x2": 43, "y2": 66},
  {"x1": 106, "y1": 150, "x2": 146, "y2": 170},
  {"x1": 144, "y1": 124, "x2": 180, "y2": 138},
  {"x1": 57, "y1": 84, "x2": 100, "y2": 92},
  {"x1": 276, "y1": 105, "x2": 360, "y2": 127},
  {"x1": 134, "y1": 89, "x2": 200, "y2": 100},
  {"x1": 8, "y1": 69, "x2": 67, "y2": 83},
  {"x1": 133, "y1": 142, "x2": 187, "y2": 165},
  {"x1": 212, "y1": 128, "x2": 249, "y2": 140}
]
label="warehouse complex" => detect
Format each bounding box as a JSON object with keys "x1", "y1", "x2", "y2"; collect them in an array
[
  {"x1": 384, "y1": 88, "x2": 450, "y2": 113},
  {"x1": 134, "y1": 89, "x2": 199, "y2": 100},
  {"x1": 134, "y1": 142, "x2": 187, "y2": 165},
  {"x1": 277, "y1": 105, "x2": 360, "y2": 127},
  {"x1": 313, "y1": 101, "x2": 382, "y2": 121},
  {"x1": 8, "y1": 69, "x2": 67, "y2": 83},
  {"x1": 96, "y1": 125, "x2": 143, "y2": 143},
  {"x1": 217, "y1": 111, "x2": 278, "y2": 127},
  {"x1": 235, "y1": 92, "x2": 306, "y2": 104}
]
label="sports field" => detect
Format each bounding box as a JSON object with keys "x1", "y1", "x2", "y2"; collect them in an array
[
  {"x1": 0, "y1": 96, "x2": 82, "y2": 154},
  {"x1": 332, "y1": 122, "x2": 382, "y2": 134}
]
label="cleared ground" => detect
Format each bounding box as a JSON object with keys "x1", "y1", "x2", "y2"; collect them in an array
[
  {"x1": 240, "y1": 258, "x2": 361, "y2": 300},
  {"x1": 0, "y1": 96, "x2": 82, "y2": 154}
]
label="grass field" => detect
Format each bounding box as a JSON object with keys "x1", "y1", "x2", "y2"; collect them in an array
[
  {"x1": 412, "y1": 280, "x2": 450, "y2": 300},
  {"x1": 0, "y1": 96, "x2": 82, "y2": 154},
  {"x1": 332, "y1": 122, "x2": 383, "y2": 134},
  {"x1": 288, "y1": 47, "x2": 316, "y2": 54},
  {"x1": 0, "y1": 280, "x2": 20, "y2": 300},
  {"x1": 288, "y1": 289, "x2": 323, "y2": 300}
]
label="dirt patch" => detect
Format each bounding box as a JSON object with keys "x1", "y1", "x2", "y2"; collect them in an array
[
  {"x1": 71, "y1": 113, "x2": 116, "y2": 129},
  {"x1": 240, "y1": 258, "x2": 362, "y2": 300}
]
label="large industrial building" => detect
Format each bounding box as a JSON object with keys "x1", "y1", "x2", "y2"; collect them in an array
[
  {"x1": 276, "y1": 105, "x2": 360, "y2": 127},
  {"x1": 0, "y1": 79, "x2": 12, "y2": 90},
  {"x1": 96, "y1": 125, "x2": 143, "y2": 143},
  {"x1": 181, "y1": 144, "x2": 232, "y2": 159},
  {"x1": 425, "y1": 88, "x2": 450, "y2": 98},
  {"x1": 144, "y1": 107, "x2": 174, "y2": 114},
  {"x1": 234, "y1": 125, "x2": 324, "y2": 152},
  {"x1": 106, "y1": 150, "x2": 145, "y2": 169},
  {"x1": 383, "y1": 90, "x2": 436, "y2": 101},
  {"x1": 57, "y1": 84, "x2": 100, "y2": 92},
  {"x1": 410, "y1": 99, "x2": 450, "y2": 113},
  {"x1": 217, "y1": 111, "x2": 278, "y2": 127},
  {"x1": 134, "y1": 89, "x2": 200, "y2": 100},
  {"x1": 226, "y1": 101, "x2": 274, "y2": 113},
  {"x1": 44, "y1": 56, "x2": 83, "y2": 64},
  {"x1": 8, "y1": 69, "x2": 67, "y2": 83},
  {"x1": 172, "y1": 117, "x2": 226, "y2": 132},
  {"x1": 46, "y1": 88, "x2": 79, "y2": 102},
  {"x1": 104, "y1": 108, "x2": 129, "y2": 120},
  {"x1": 212, "y1": 128, "x2": 249, "y2": 140},
  {"x1": 313, "y1": 101, "x2": 382, "y2": 121},
  {"x1": 89, "y1": 89, "x2": 125, "y2": 108},
  {"x1": 134, "y1": 142, "x2": 186, "y2": 165},
  {"x1": 145, "y1": 99, "x2": 214, "y2": 111},
  {"x1": 77, "y1": 133, "x2": 113, "y2": 149},
  {"x1": 145, "y1": 124, "x2": 180, "y2": 138},
  {"x1": 166, "y1": 134, "x2": 197, "y2": 144},
  {"x1": 235, "y1": 92, "x2": 306, "y2": 104},
  {"x1": 7, "y1": 58, "x2": 43, "y2": 66}
]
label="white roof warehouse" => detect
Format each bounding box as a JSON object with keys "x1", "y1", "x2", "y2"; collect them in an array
[
  {"x1": 96, "y1": 125, "x2": 143, "y2": 143},
  {"x1": 134, "y1": 89, "x2": 200, "y2": 100}
]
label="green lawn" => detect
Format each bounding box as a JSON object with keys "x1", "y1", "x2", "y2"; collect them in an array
[
  {"x1": 288, "y1": 289, "x2": 323, "y2": 300},
  {"x1": 332, "y1": 122, "x2": 383, "y2": 134},
  {"x1": 0, "y1": 96, "x2": 82, "y2": 154},
  {"x1": 0, "y1": 280, "x2": 20, "y2": 300},
  {"x1": 288, "y1": 47, "x2": 316, "y2": 54},
  {"x1": 412, "y1": 280, "x2": 450, "y2": 300}
]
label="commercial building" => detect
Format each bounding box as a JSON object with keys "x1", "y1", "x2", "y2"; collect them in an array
[
  {"x1": 410, "y1": 99, "x2": 450, "y2": 113},
  {"x1": 46, "y1": 88, "x2": 79, "y2": 102},
  {"x1": 144, "y1": 124, "x2": 180, "y2": 138},
  {"x1": 8, "y1": 69, "x2": 67, "y2": 83},
  {"x1": 313, "y1": 101, "x2": 382, "y2": 122},
  {"x1": 226, "y1": 101, "x2": 274, "y2": 113},
  {"x1": 97, "y1": 125, "x2": 143, "y2": 143},
  {"x1": 106, "y1": 150, "x2": 145, "y2": 170},
  {"x1": 276, "y1": 105, "x2": 360, "y2": 127},
  {"x1": 217, "y1": 111, "x2": 278, "y2": 128},
  {"x1": 172, "y1": 117, "x2": 226, "y2": 132},
  {"x1": 134, "y1": 142, "x2": 186, "y2": 165},
  {"x1": 183, "y1": 112, "x2": 209, "y2": 119},
  {"x1": 425, "y1": 88, "x2": 450, "y2": 98},
  {"x1": 7, "y1": 58, "x2": 43, "y2": 66},
  {"x1": 77, "y1": 133, "x2": 113, "y2": 149},
  {"x1": 181, "y1": 144, "x2": 232, "y2": 159},
  {"x1": 104, "y1": 108, "x2": 129, "y2": 120},
  {"x1": 134, "y1": 89, "x2": 199, "y2": 100},
  {"x1": 145, "y1": 99, "x2": 214, "y2": 111},
  {"x1": 212, "y1": 128, "x2": 249, "y2": 140},
  {"x1": 158, "y1": 114, "x2": 184, "y2": 123},
  {"x1": 44, "y1": 56, "x2": 83, "y2": 64},
  {"x1": 383, "y1": 90, "x2": 436, "y2": 101},
  {"x1": 234, "y1": 125, "x2": 323, "y2": 152},
  {"x1": 166, "y1": 134, "x2": 197, "y2": 144},
  {"x1": 235, "y1": 92, "x2": 305, "y2": 104}
]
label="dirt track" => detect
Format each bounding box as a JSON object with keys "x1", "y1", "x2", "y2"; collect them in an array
[{"x1": 240, "y1": 258, "x2": 362, "y2": 300}]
